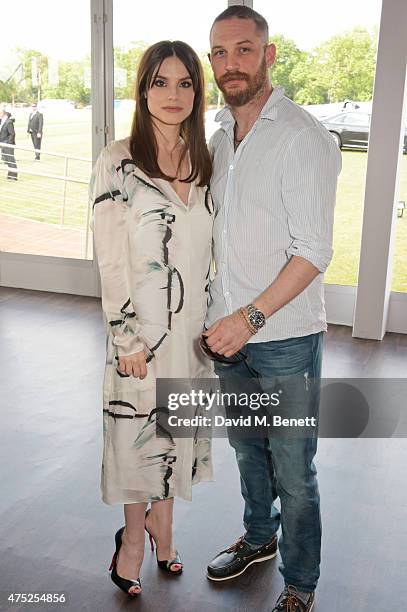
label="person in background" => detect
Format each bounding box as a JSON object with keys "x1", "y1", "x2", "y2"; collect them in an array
[
  {"x1": 0, "y1": 104, "x2": 18, "y2": 180},
  {"x1": 27, "y1": 102, "x2": 44, "y2": 160},
  {"x1": 342, "y1": 99, "x2": 360, "y2": 111}
]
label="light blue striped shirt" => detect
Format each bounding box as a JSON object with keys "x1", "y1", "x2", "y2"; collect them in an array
[{"x1": 205, "y1": 85, "x2": 342, "y2": 342}]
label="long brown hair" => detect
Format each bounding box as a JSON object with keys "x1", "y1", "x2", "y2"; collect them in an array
[{"x1": 129, "y1": 40, "x2": 212, "y2": 187}]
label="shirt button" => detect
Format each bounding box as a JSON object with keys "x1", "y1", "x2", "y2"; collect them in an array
[
  {"x1": 223, "y1": 229, "x2": 227, "y2": 235},
  {"x1": 229, "y1": 164, "x2": 234, "y2": 170}
]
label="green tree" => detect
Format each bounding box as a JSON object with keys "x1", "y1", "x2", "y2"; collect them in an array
[
  {"x1": 313, "y1": 27, "x2": 376, "y2": 102},
  {"x1": 4, "y1": 28, "x2": 378, "y2": 109},
  {"x1": 269, "y1": 34, "x2": 307, "y2": 100},
  {"x1": 43, "y1": 58, "x2": 91, "y2": 106},
  {"x1": 11, "y1": 48, "x2": 48, "y2": 103},
  {"x1": 290, "y1": 55, "x2": 330, "y2": 105},
  {"x1": 0, "y1": 80, "x2": 13, "y2": 102},
  {"x1": 292, "y1": 27, "x2": 377, "y2": 104},
  {"x1": 113, "y1": 42, "x2": 148, "y2": 99},
  {"x1": 201, "y1": 54, "x2": 221, "y2": 108}
]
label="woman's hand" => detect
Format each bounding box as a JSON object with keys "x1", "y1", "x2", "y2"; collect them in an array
[{"x1": 118, "y1": 349, "x2": 148, "y2": 379}]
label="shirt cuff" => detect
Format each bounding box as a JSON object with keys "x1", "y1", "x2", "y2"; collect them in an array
[
  {"x1": 286, "y1": 243, "x2": 333, "y2": 273},
  {"x1": 113, "y1": 334, "x2": 145, "y2": 357}
]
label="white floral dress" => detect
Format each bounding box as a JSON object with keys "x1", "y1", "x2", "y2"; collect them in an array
[{"x1": 89, "y1": 137, "x2": 214, "y2": 505}]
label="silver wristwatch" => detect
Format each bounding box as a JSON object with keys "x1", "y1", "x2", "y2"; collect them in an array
[{"x1": 246, "y1": 303, "x2": 266, "y2": 331}]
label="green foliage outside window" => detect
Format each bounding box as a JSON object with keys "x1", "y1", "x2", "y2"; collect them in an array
[{"x1": 0, "y1": 27, "x2": 378, "y2": 108}]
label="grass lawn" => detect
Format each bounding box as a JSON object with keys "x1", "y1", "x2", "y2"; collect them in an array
[
  {"x1": 1, "y1": 109, "x2": 406, "y2": 291},
  {"x1": 325, "y1": 150, "x2": 407, "y2": 292}
]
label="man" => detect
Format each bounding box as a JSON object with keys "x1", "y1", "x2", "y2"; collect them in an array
[
  {"x1": 204, "y1": 6, "x2": 341, "y2": 611},
  {"x1": 0, "y1": 104, "x2": 18, "y2": 180},
  {"x1": 27, "y1": 102, "x2": 44, "y2": 160},
  {"x1": 342, "y1": 99, "x2": 360, "y2": 111}
]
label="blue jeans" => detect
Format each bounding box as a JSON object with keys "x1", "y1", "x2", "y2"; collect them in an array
[{"x1": 214, "y1": 332, "x2": 323, "y2": 593}]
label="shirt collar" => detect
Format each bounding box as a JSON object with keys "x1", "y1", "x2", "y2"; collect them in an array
[{"x1": 215, "y1": 85, "x2": 285, "y2": 126}]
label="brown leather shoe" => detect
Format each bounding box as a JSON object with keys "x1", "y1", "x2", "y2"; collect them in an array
[{"x1": 272, "y1": 585, "x2": 315, "y2": 611}]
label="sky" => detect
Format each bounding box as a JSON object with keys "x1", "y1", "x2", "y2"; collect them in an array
[{"x1": 0, "y1": 0, "x2": 382, "y2": 68}]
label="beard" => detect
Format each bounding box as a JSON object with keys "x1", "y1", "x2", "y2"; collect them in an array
[{"x1": 215, "y1": 56, "x2": 268, "y2": 107}]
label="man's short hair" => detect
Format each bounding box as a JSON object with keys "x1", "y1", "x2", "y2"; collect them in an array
[{"x1": 211, "y1": 5, "x2": 269, "y2": 43}]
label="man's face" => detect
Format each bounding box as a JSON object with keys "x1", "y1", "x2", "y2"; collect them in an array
[
  {"x1": 209, "y1": 17, "x2": 276, "y2": 107},
  {"x1": 31, "y1": 105, "x2": 37, "y2": 112}
]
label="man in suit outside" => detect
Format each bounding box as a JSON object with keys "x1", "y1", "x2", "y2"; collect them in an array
[
  {"x1": 27, "y1": 102, "x2": 44, "y2": 160},
  {"x1": 0, "y1": 104, "x2": 18, "y2": 180}
]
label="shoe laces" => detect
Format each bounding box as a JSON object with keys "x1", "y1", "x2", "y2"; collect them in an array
[
  {"x1": 278, "y1": 585, "x2": 303, "y2": 611},
  {"x1": 225, "y1": 535, "x2": 245, "y2": 553}
]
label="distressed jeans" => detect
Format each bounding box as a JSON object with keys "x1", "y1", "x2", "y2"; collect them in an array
[{"x1": 214, "y1": 332, "x2": 323, "y2": 592}]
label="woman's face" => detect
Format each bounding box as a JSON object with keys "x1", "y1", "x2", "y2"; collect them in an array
[{"x1": 147, "y1": 55, "x2": 195, "y2": 127}]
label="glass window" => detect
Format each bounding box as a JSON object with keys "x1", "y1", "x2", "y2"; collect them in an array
[
  {"x1": 113, "y1": 0, "x2": 223, "y2": 142},
  {"x1": 0, "y1": 0, "x2": 92, "y2": 260},
  {"x1": 254, "y1": 0, "x2": 382, "y2": 287},
  {"x1": 392, "y1": 99, "x2": 407, "y2": 293}
]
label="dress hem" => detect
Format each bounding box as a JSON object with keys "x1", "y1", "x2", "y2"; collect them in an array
[{"x1": 101, "y1": 475, "x2": 215, "y2": 506}]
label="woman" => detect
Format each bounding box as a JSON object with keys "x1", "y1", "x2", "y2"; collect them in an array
[{"x1": 89, "y1": 41, "x2": 214, "y2": 596}]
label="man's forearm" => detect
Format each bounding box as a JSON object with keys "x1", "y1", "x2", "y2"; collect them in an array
[{"x1": 252, "y1": 255, "x2": 320, "y2": 319}]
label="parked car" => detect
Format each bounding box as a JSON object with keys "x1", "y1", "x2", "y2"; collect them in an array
[{"x1": 321, "y1": 111, "x2": 407, "y2": 153}]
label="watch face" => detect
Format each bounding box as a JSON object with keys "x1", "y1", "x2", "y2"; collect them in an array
[{"x1": 249, "y1": 310, "x2": 266, "y2": 329}]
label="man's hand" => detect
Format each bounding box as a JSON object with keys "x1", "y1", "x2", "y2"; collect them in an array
[
  {"x1": 118, "y1": 349, "x2": 147, "y2": 378},
  {"x1": 204, "y1": 311, "x2": 253, "y2": 357},
  {"x1": 37, "y1": 133, "x2": 42, "y2": 138}
]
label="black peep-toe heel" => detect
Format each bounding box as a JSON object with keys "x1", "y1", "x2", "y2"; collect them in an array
[
  {"x1": 145, "y1": 509, "x2": 183, "y2": 575},
  {"x1": 109, "y1": 526, "x2": 142, "y2": 596}
]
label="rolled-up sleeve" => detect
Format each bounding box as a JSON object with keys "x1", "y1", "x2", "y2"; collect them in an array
[
  {"x1": 282, "y1": 126, "x2": 342, "y2": 273},
  {"x1": 89, "y1": 146, "x2": 144, "y2": 357}
]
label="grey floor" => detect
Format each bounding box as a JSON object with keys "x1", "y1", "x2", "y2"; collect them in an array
[{"x1": 0, "y1": 287, "x2": 406, "y2": 612}]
